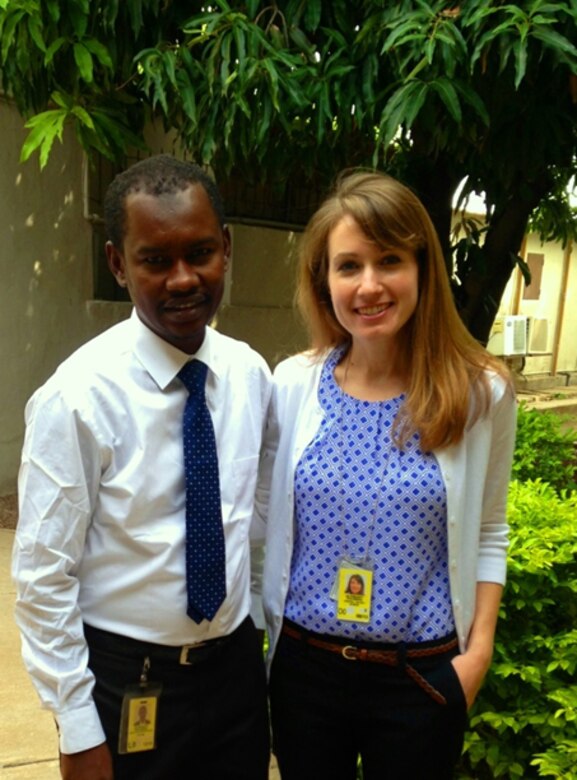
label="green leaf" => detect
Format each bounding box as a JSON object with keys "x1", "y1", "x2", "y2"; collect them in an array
[
  {"x1": 126, "y1": 0, "x2": 145, "y2": 38},
  {"x1": 70, "y1": 105, "x2": 94, "y2": 129},
  {"x1": 262, "y1": 58, "x2": 280, "y2": 111},
  {"x1": 103, "y1": 0, "x2": 119, "y2": 30},
  {"x1": 304, "y1": 0, "x2": 321, "y2": 32},
  {"x1": 50, "y1": 90, "x2": 71, "y2": 109},
  {"x1": 176, "y1": 70, "x2": 197, "y2": 124},
  {"x1": 20, "y1": 109, "x2": 66, "y2": 169},
  {"x1": 453, "y1": 81, "x2": 490, "y2": 125},
  {"x1": 73, "y1": 42, "x2": 93, "y2": 83},
  {"x1": 246, "y1": 0, "x2": 259, "y2": 18},
  {"x1": 44, "y1": 36, "x2": 66, "y2": 66},
  {"x1": 27, "y1": 14, "x2": 46, "y2": 53},
  {"x1": 378, "y1": 84, "x2": 411, "y2": 148},
  {"x1": 1, "y1": 9, "x2": 25, "y2": 64},
  {"x1": 431, "y1": 77, "x2": 462, "y2": 123},
  {"x1": 162, "y1": 49, "x2": 177, "y2": 89},
  {"x1": 381, "y1": 19, "x2": 424, "y2": 54},
  {"x1": 233, "y1": 24, "x2": 245, "y2": 63},
  {"x1": 403, "y1": 80, "x2": 429, "y2": 128},
  {"x1": 362, "y1": 53, "x2": 377, "y2": 104},
  {"x1": 531, "y1": 25, "x2": 577, "y2": 58},
  {"x1": 289, "y1": 25, "x2": 314, "y2": 60},
  {"x1": 45, "y1": 0, "x2": 60, "y2": 22},
  {"x1": 316, "y1": 82, "x2": 331, "y2": 143},
  {"x1": 83, "y1": 38, "x2": 114, "y2": 70},
  {"x1": 513, "y1": 38, "x2": 527, "y2": 89},
  {"x1": 516, "y1": 255, "x2": 532, "y2": 285},
  {"x1": 92, "y1": 109, "x2": 147, "y2": 154},
  {"x1": 67, "y1": 0, "x2": 88, "y2": 38},
  {"x1": 256, "y1": 94, "x2": 272, "y2": 146}
]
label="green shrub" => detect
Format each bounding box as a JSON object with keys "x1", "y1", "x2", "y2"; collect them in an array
[
  {"x1": 457, "y1": 480, "x2": 577, "y2": 779},
  {"x1": 512, "y1": 403, "x2": 577, "y2": 493}
]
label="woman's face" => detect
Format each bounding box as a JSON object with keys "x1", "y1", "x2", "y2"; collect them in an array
[
  {"x1": 327, "y1": 215, "x2": 419, "y2": 348},
  {"x1": 349, "y1": 576, "x2": 363, "y2": 595}
]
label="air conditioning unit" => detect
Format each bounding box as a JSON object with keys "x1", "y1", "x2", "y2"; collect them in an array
[
  {"x1": 487, "y1": 315, "x2": 528, "y2": 356},
  {"x1": 527, "y1": 317, "x2": 549, "y2": 354}
]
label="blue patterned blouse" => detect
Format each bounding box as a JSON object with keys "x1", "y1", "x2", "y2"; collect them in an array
[{"x1": 283, "y1": 347, "x2": 455, "y2": 643}]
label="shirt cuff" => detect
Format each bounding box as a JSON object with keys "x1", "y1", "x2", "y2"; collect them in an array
[{"x1": 57, "y1": 703, "x2": 107, "y2": 755}]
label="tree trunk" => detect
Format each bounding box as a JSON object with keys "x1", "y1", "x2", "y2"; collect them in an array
[{"x1": 459, "y1": 175, "x2": 552, "y2": 345}]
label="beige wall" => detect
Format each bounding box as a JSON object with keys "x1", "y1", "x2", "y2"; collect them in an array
[
  {"x1": 491, "y1": 233, "x2": 576, "y2": 376},
  {"x1": 0, "y1": 101, "x2": 306, "y2": 494},
  {"x1": 1, "y1": 100, "x2": 95, "y2": 494},
  {"x1": 217, "y1": 224, "x2": 306, "y2": 365}
]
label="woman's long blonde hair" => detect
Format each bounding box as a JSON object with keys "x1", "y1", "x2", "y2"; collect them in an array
[{"x1": 297, "y1": 170, "x2": 511, "y2": 451}]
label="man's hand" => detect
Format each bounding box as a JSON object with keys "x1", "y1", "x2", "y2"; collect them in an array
[{"x1": 60, "y1": 742, "x2": 114, "y2": 780}]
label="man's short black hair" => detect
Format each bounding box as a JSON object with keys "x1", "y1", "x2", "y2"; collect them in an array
[{"x1": 104, "y1": 155, "x2": 226, "y2": 248}]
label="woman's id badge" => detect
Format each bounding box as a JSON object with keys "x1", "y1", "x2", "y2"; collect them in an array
[{"x1": 336, "y1": 564, "x2": 373, "y2": 623}]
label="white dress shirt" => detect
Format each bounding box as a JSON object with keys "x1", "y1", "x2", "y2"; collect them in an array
[
  {"x1": 260, "y1": 352, "x2": 517, "y2": 667},
  {"x1": 12, "y1": 311, "x2": 271, "y2": 754}
]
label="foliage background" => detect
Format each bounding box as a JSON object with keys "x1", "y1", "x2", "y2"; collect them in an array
[
  {"x1": 457, "y1": 407, "x2": 577, "y2": 779},
  {"x1": 1, "y1": 0, "x2": 577, "y2": 343}
]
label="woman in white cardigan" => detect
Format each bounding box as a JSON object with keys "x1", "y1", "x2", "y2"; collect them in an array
[{"x1": 261, "y1": 171, "x2": 517, "y2": 780}]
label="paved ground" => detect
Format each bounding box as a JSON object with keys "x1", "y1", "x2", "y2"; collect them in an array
[
  {"x1": 0, "y1": 529, "x2": 279, "y2": 779},
  {"x1": 1, "y1": 528, "x2": 60, "y2": 779}
]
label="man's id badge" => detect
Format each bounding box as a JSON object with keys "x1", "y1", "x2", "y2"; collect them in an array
[
  {"x1": 118, "y1": 656, "x2": 162, "y2": 754},
  {"x1": 336, "y1": 564, "x2": 373, "y2": 623}
]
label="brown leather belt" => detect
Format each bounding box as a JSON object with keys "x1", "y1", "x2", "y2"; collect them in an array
[{"x1": 282, "y1": 622, "x2": 459, "y2": 705}]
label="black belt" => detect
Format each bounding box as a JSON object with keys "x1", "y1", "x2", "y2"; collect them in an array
[
  {"x1": 84, "y1": 616, "x2": 249, "y2": 667},
  {"x1": 282, "y1": 621, "x2": 458, "y2": 705}
]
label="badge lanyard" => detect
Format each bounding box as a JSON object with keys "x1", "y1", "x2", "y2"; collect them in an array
[{"x1": 330, "y1": 353, "x2": 393, "y2": 623}]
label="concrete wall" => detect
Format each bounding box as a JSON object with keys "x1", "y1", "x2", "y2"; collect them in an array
[
  {"x1": 0, "y1": 100, "x2": 306, "y2": 494},
  {"x1": 217, "y1": 224, "x2": 306, "y2": 365},
  {"x1": 1, "y1": 100, "x2": 95, "y2": 494},
  {"x1": 491, "y1": 233, "x2": 576, "y2": 376}
]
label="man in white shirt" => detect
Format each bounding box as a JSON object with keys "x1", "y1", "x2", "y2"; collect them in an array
[{"x1": 12, "y1": 155, "x2": 271, "y2": 780}]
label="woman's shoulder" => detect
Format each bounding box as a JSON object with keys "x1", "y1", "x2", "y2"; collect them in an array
[
  {"x1": 481, "y1": 365, "x2": 515, "y2": 404},
  {"x1": 273, "y1": 349, "x2": 331, "y2": 385},
  {"x1": 467, "y1": 365, "x2": 516, "y2": 427}
]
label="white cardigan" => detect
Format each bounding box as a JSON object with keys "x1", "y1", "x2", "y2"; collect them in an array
[{"x1": 261, "y1": 351, "x2": 517, "y2": 662}]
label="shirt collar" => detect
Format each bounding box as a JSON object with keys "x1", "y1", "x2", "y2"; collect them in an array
[{"x1": 130, "y1": 310, "x2": 222, "y2": 391}]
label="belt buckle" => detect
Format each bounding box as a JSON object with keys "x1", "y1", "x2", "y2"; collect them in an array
[
  {"x1": 342, "y1": 645, "x2": 357, "y2": 661},
  {"x1": 179, "y1": 642, "x2": 206, "y2": 665}
]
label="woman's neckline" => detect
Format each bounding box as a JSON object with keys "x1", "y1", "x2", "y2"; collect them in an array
[{"x1": 332, "y1": 346, "x2": 407, "y2": 403}]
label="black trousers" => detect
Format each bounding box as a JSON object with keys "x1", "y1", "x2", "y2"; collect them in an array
[
  {"x1": 269, "y1": 626, "x2": 467, "y2": 780},
  {"x1": 85, "y1": 617, "x2": 270, "y2": 780}
]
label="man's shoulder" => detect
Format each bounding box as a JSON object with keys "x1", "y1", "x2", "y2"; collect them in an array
[
  {"x1": 35, "y1": 319, "x2": 133, "y2": 400},
  {"x1": 210, "y1": 328, "x2": 270, "y2": 378}
]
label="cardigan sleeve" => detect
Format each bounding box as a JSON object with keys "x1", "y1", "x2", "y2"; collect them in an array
[{"x1": 476, "y1": 378, "x2": 517, "y2": 583}]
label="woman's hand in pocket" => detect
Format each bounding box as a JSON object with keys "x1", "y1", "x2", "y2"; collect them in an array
[{"x1": 450, "y1": 650, "x2": 492, "y2": 710}]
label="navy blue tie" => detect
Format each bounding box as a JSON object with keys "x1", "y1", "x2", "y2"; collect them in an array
[{"x1": 178, "y1": 360, "x2": 226, "y2": 623}]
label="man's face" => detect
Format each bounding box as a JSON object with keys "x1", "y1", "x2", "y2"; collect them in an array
[{"x1": 106, "y1": 184, "x2": 230, "y2": 354}]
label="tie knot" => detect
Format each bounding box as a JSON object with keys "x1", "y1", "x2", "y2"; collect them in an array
[{"x1": 178, "y1": 360, "x2": 208, "y2": 394}]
